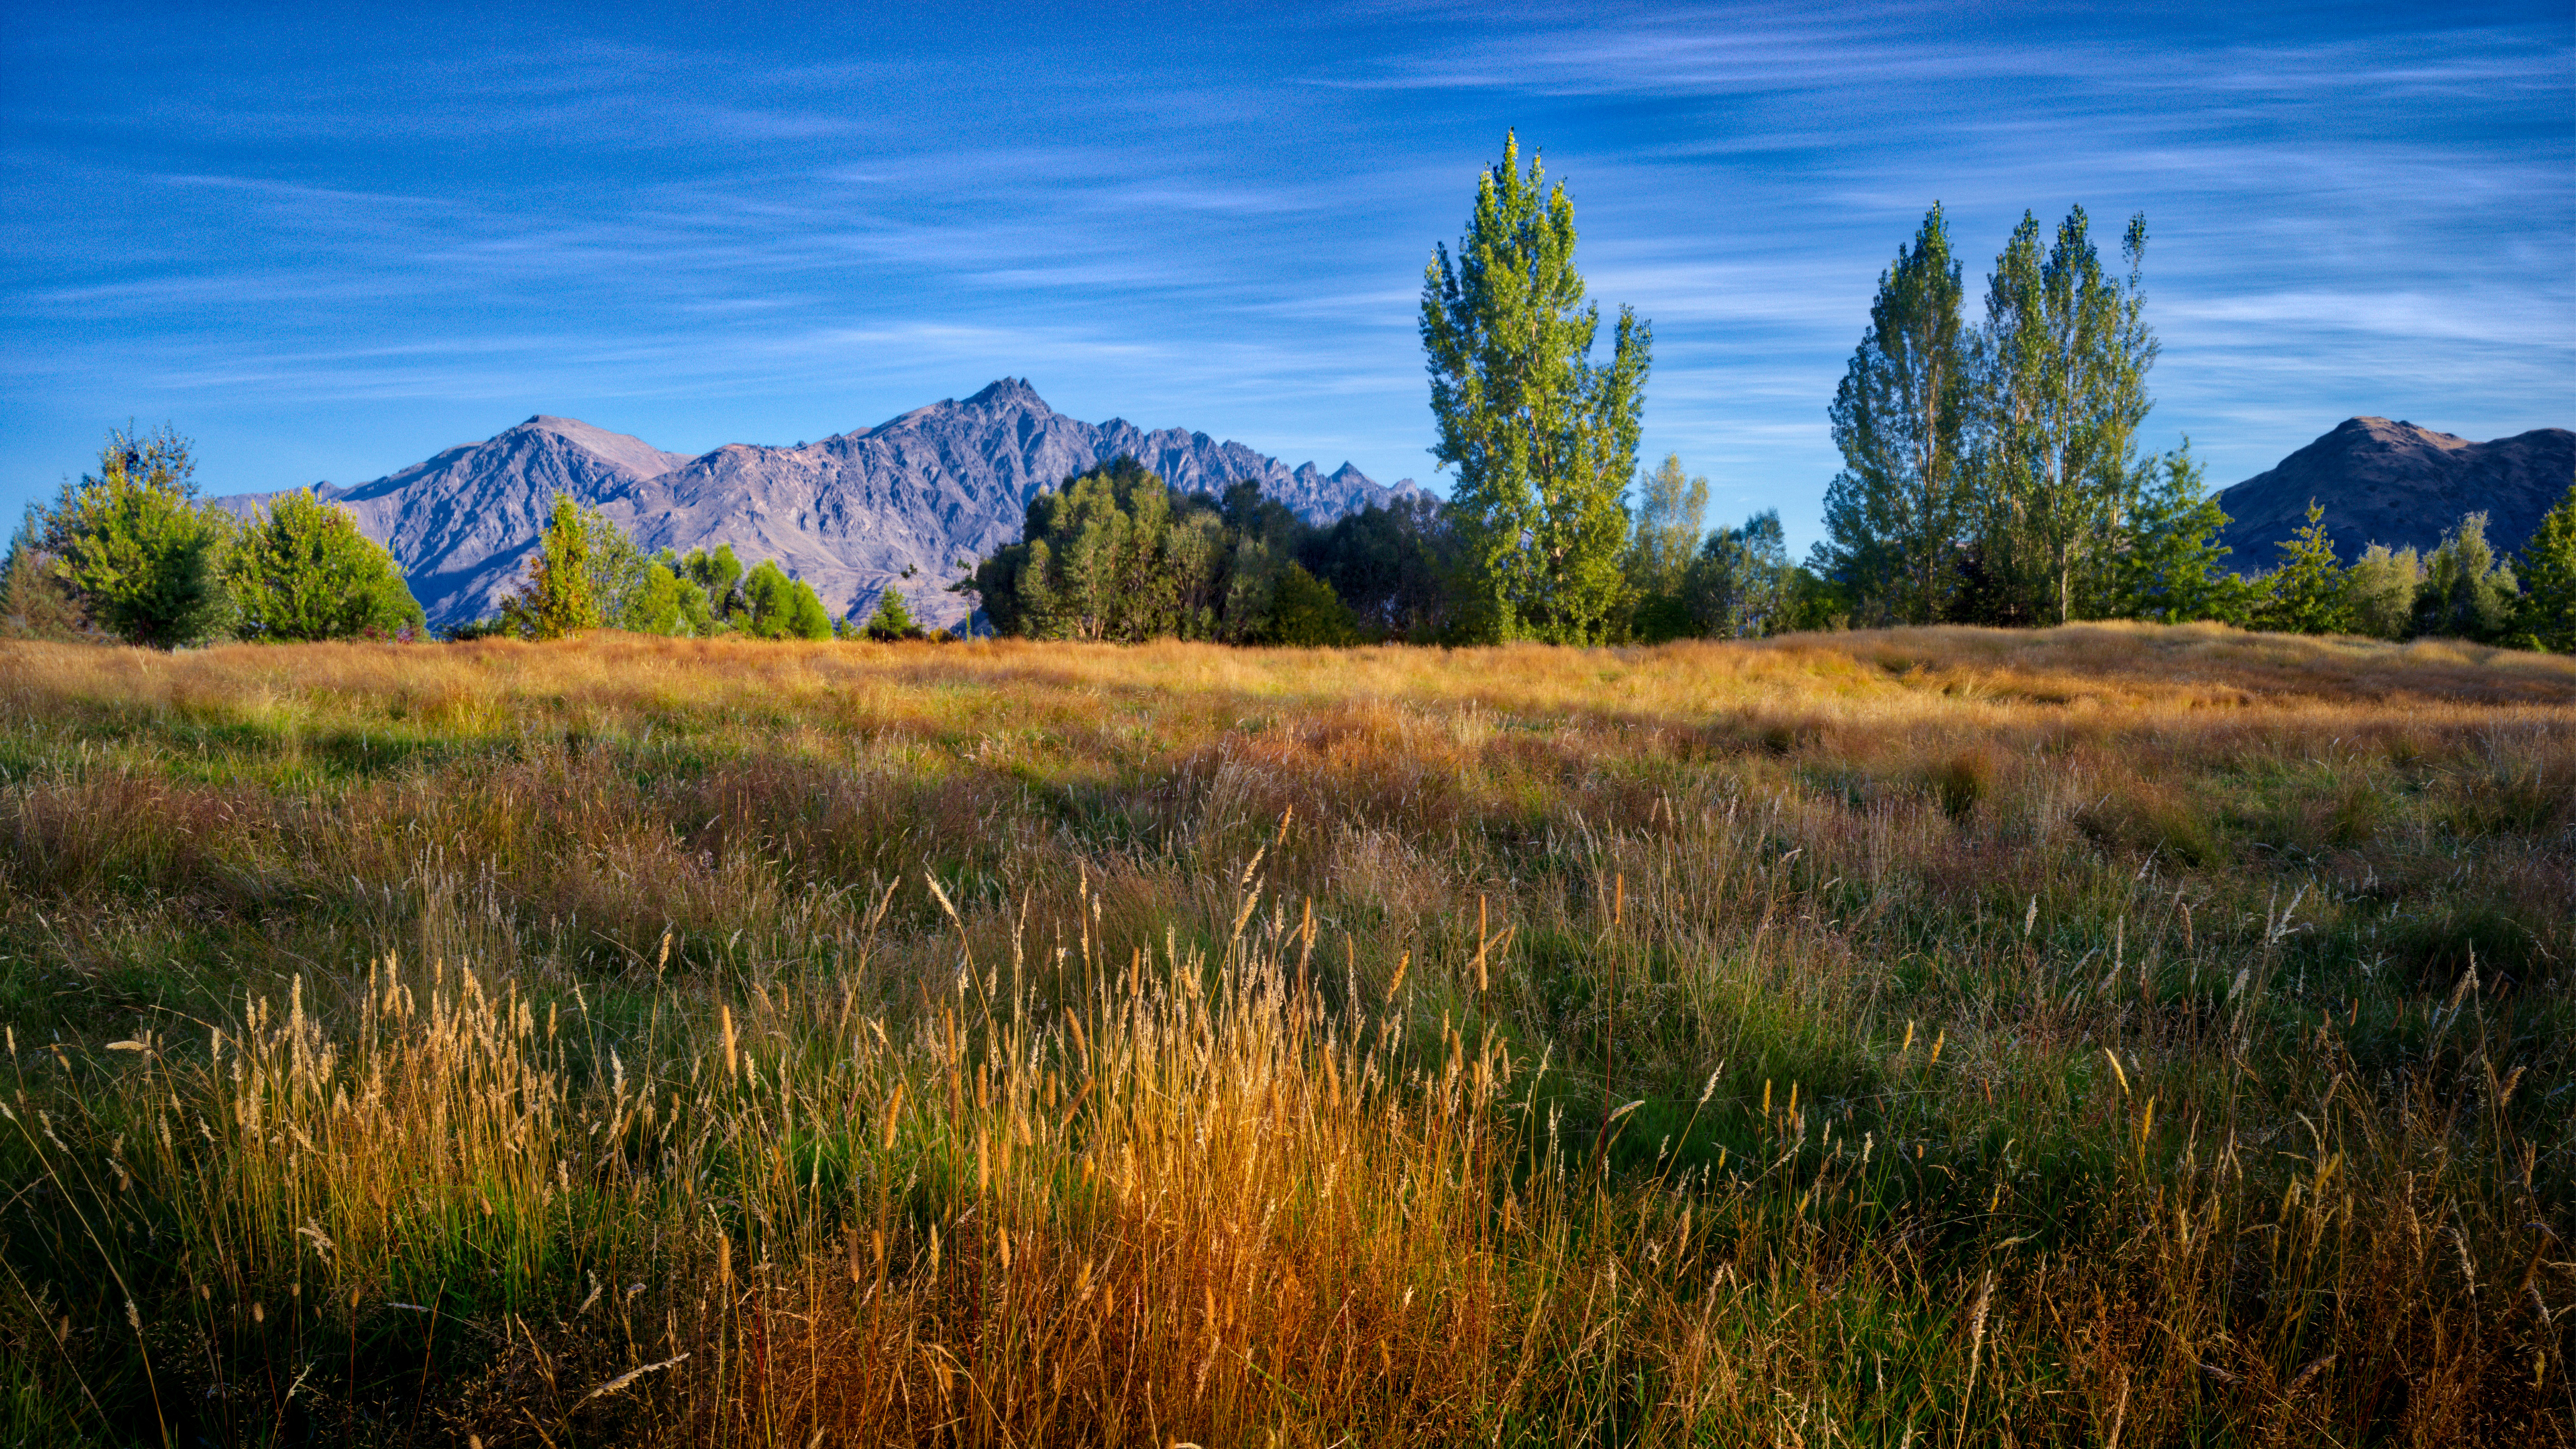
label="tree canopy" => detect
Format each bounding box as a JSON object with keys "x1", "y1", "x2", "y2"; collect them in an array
[
  {"x1": 41, "y1": 425, "x2": 231, "y2": 647},
  {"x1": 225, "y1": 488, "x2": 424, "y2": 641}
]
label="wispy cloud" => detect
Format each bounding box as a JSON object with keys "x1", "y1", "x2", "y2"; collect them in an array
[{"x1": 3, "y1": 1, "x2": 2566, "y2": 537}]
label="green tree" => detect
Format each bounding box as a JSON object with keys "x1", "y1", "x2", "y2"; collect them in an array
[
  {"x1": 2344, "y1": 544, "x2": 2422, "y2": 640},
  {"x1": 1819, "y1": 203, "x2": 1970, "y2": 625},
  {"x1": 498, "y1": 494, "x2": 604, "y2": 640},
  {"x1": 1624, "y1": 453, "x2": 1707, "y2": 641},
  {"x1": 864, "y1": 585, "x2": 924, "y2": 641},
  {"x1": 1421, "y1": 131, "x2": 1650, "y2": 643},
  {"x1": 223, "y1": 488, "x2": 425, "y2": 641},
  {"x1": 741, "y1": 561, "x2": 794, "y2": 637},
  {"x1": 1970, "y1": 207, "x2": 2159, "y2": 624},
  {"x1": 1258, "y1": 563, "x2": 1359, "y2": 646},
  {"x1": 784, "y1": 579, "x2": 834, "y2": 639},
  {"x1": 2254, "y1": 501, "x2": 2351, "y2": 635},
  {"x1": 1625, "y1": 454, "x2": 1707, "y2": 595},
  {"x1": 1684, "y1": 511, "x2": 1796, "y2": 639},
  {"x1": 1, "y1": 506, "x2": 93, "y2": 641},
  {"x1": 582, "y1": 511, "x2": 659, "y2": 631},
  {"x1": 2117, "y1": 441, "x2": 2251, "y2": 624},
  {"x1": 628, "y1": 561, "x2": 685, "y2": 635},
  {"x1": 2510, "y1": 481, "x2": 2576, "y2": 651},
  {"x1": 681, "y1": 545, "x2": 746, "y2": 625},
  {"x1": 1299, "y1": 496, "x2": 1472, "y2": 644},
  {"x1": 41, "y1": 425, "x2": 230, "y2": 647},
  {"x1": 2414, "y1": 512, "x2": 2516, "y2": 641},
  {"x1": 737, "y1": 561, "x2": 833, "y2": 640},
  {"x1": 971, "y1": 459, "x2": 1227, "y2": 641}
]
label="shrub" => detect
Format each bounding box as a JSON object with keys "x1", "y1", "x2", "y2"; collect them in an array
[
  {"x1": 862, "y1": 584, "x2": 925, "y2": 641},
  {"x1": 2414, "y1": 511, "x2": 2516, "y2": 641},
  {"x1": 223, "y1": 488, "x2": 424, "y2": 641},
  {"x1": 40, "y1": 424, "x2": 230, "y2": 647},
  {"x1": 497, "y1": 494, "x2": 603, "y2": 639}
]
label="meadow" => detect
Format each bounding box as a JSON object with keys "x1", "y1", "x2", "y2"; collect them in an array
[{"x1": 1, "y1": 625, "x2": 2570, "y2": 1446}]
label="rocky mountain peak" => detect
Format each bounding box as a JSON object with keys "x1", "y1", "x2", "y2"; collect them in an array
[
  {"x1": 2218, "y1": 417, "x2": 2573, "y2": 572},
  {"x1": 217, "y1": 381, "x2": 1408, "y2": 631},
  {"x1": 963, "y1": 377, "x2": 1049, "y2": 413}
]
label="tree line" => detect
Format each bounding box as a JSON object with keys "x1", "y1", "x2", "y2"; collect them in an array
[
  {"x1": 1811, "y1": 201, "x2": 2574, "y2": 649},
  {"x1": 1, "y1": 426, "x2": 424, "y2": 647},
  {"x1": 0, "y1": 430, "x2": 929, "y2": 647},
  {"x1": 961, "y1": 142, "x2": 2571, "y2": 653}
]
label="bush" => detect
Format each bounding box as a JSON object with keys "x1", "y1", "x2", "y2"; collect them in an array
[
  {"x1": 2344, "y1": 543, "x2": 2420, "y2": 640},
  {"x1": 2414, "y1": 511, "x2": 2516, "y2": 641},
  {"x1": 863, "y1": 585, "x2": 926, "y2": 641},
  {"x1": 223, "y1": 488, "x2": 425, "y2": 641},
  {"x1": 498, "y1": 495, "x2": 604, "y2": 640},
  {"x1": 1262, "y1": 564, "x2": 1358, "y2": 646},
  {"x1": 40, "y1": 425, "x2": 230, "y2": 647}
]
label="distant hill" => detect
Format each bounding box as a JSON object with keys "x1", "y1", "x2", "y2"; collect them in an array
[
  {"x1": 2216, "y1": 417, "x2": 2574, "y2": 574},
  {"x1": 214, "y1": 379, "x2": 1417, "y2": 629}
]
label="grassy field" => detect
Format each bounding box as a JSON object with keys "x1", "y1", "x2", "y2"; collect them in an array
[{"x1": 1, "y1": 625, "x2": 2570, "y2": 1446}]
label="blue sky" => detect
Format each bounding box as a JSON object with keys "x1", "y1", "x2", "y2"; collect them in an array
[{"x1": 4, "y1": 1, "x2": 2569, "y2": 553}]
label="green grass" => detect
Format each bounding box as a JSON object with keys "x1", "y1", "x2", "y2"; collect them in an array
[{"x1": 0, "y1": 625, "x2": 2569, "y2": 1445}]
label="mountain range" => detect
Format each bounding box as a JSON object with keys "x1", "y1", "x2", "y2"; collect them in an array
[
  {"x1": 2216, "y1": 417, "x2": 2573, "y2": 574},
  {"x1": 214, "y1": 380, "x2": 1415, "y2": 629}
]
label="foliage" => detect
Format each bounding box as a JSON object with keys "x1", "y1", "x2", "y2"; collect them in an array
[
  {"x1": 2115, "y1": 441, "x2": 2251, "y2": 625},
  {"x1": 581, "y1": 507, "x2": 663, "y2": 632},
  {"x1": 2512, "y1": 481, "x2": 2576, "y2": 651},
  {"x1": 1623, "y1": 453, "x2": 1707, "y2": 642},
  {"x1": 1819, "y1": 203, "x2": 1970, "y2": 625},
  {"x1": 2344, "y1": 543, "x2": 2422, "y2": 640},
  {"x1": 1257, "y1": 563, "x2": 1359, "y2": 646},
  {"x1": 863, "y1": 584, "x2": 925, "y2": 641},
  {"x1": 972, "y1": 458, "x2": 1218, "y2": 641},
  {"x1": 1682, "y1": 509, "x2": 1796, "y2": 639},
  {"x1": 2253, "y1": 500, "x2": 2351, "y2": 635},
  {"x1": 222, "y1": 488, "x2": 424, "y2": 641},
  {"x1": 678, "y1": 544, "x2": 745, "y2": 627},
  {"x1": 1421, "y1": 131, "x2": 1649, "y2": 643},
  {"x1": 1624, "y1": 453, "x2": 1707, "y2": 599},
  {"x1": 1968, "y1": 208, "x2": 2159, "y2": 624},
  {"x1": 2414, "y1": 511, "x2": 2516, "y2": 642},
  {"x1": 743, "y1": 559, "x2": 835, "y2": 640},
  {"x1": 39, "y1": 424, "x2": 231, "y2": 647},
  {"x1": 625, "y1": 560, "x2": 685, "y2": 636},
  {"x1": 0, "y1": 507, "x2": 94, "y2": 641},
  {"x1": 497, "y1": 494, "x2": 603, "y2": 639},
  {"x1": 1299, "y1": 494, "x2": 1476, "y2": 643}
]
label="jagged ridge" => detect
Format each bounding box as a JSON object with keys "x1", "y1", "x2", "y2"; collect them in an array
[{"x1": 216, "y1": 380, "x2": 1416, "y2": 629}]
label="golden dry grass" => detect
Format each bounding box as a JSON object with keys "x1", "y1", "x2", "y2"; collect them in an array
[{"x1": 1, "y1": 623, "x2": 2571, "y2": 1446}]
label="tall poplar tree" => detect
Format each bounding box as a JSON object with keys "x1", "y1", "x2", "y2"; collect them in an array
[
  {"x1": 1970, "y1": 207, "x2": 2159, "y2": 624},
  {"x1": 1421, "y1": 131, "x2": 1650, "y2": 644},
  {"x1": 1818, "y1": 203, "x2": 1968, "y2": 625}
]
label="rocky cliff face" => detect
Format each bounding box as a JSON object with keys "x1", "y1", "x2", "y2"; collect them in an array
[
  {"x1": 217, "y1": 380, "x2": 1415, "y2": 629},
  {"x1": 2217, "y1": 417, "x2": 2574, "y2": 573}
]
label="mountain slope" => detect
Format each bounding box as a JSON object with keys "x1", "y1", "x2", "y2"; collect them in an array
[
  {"x1": 2217, "y1": 417, "x2": 2574, "y2": 574},
  {"x1": 217, "y1": 380, "x2": 1413, "y2": 629},
  {"x1": 212, "y1": 417, "x2": 690, "y2": 625}
]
